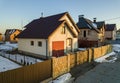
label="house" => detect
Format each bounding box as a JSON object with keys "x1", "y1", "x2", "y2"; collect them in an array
[
  {"x1": 0, "y1": 33, "x2": 3, "y2": 41},
  {"x1": 94, "y1": 19, "x2": 106, "y2": 43},
  {"x1": 5, "y1": 29, "x2": 22, "y2": 42},
  {"x1": 76, "y1": 15, "x2": 103, "y2": 47},
  {"x1": 17, "y1": 12, "x2": 80, "y2": 59},
  {"x1": 105, "y1": 24, "x2": 117, "y2": 40},
  {"x1": 116, "y1": 29, "x2": 120, "y2": 40}
]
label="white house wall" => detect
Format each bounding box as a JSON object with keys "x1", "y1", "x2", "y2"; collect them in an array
[
  {"x1": 79, "y1": 29, "x2": 99, "y2": 41},
  {"x1": 105, "y1": 31, "x2": 116, "y2": 40},
  {"x1": 18, "y1": 38, "x2": 47, "y2": 56},
  {"x1": 113, "y1": 30, "x2": 116, "y2": 40},
  {"x1": 105, "y1": 31, "x2": 112, "y2": 39}
]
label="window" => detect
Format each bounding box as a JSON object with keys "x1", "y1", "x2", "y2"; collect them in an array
[
  {"x1": 62, "y1": 24, "x2": 67, "y2": 34},
  {"x1": 31, "y1": 41, "x2": 34, "y2": 46},
  {"x1": 62, "y1": 26, "x2": 66, "y2": 34},
  {"x1": 83, "y1": 30, "x2": 86, "y2": 37},
  {"x1": 38, "y1": 41, "x2": 42, "y2": 47}
]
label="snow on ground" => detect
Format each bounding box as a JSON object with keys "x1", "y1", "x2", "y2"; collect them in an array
[
  {"x1": 0, "y1": 51, "x2": 43, "y2": 65},
  {"x1": 0, "y1": 42, "x2": 18, "y2": 51},
  {"x1": 112, "y1": 44, "x2": 120, "y2": 52},
  {"x1": 0, "y1": 56, "x2": 21, "y2": 72},
  {"x1": 49, "y1": 73, "x2": 73, "y2": 83},
  {"x1": 0, "y1": 42, "x2": 43, "y2": 65},
  {"x1": 94, "y1": 52, "x2": 117, "y2": 63},
  {"x1": 94, "y1": 44, "x2": 120, "y2": 63},
  {"x1": 78, "y1": 48, "x2": 86, "y2": 51}
]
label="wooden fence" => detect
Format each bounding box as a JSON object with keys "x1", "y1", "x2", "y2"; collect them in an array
[
  {"x1": 52, "y1": 44, "x2": 112, "y2": 79},
  {"x1": 0, "y1": 44, "x2": 112, "y2": 82},
  {"x1": 0, "y1": 59, "x2": 52, "y2": 83}
]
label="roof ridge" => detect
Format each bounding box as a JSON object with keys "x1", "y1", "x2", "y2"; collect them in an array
[{"x1": 40, "y1": 12, "x2": 67, "y2": 19}]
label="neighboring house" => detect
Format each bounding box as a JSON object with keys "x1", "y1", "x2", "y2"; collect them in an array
[
  {"x1": 105, "y1": 24, "x2": 117, "y2": 40},
  {"x1": 95, "y1": 20, "x2": 106, "y2": 42},
  {"x1": 17, "y1": 12, "x2": 80, "y2": 59},
  {"x1": 0, "y1": 33, "x2": 3, "y2": 41},
  {"x1": 76, "y1": 15, "x2": 103, "y2": 47},
  {"x1": 116, "y1": 29, "x2": 120, "y2": 40},
  {"x1": 5, "y1": 29, "x2": 22, "y2": 42}
]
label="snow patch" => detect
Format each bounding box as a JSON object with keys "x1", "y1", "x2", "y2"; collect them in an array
[
  {"x1": 0, "y1": 56, "x2": 21, "y2": 72},
  {"x1": 49, "y1": 73, "x2": 72, "y2": 83},
  {"x1": 94, "y1": 52, "x2": 117, "y2": 63}
]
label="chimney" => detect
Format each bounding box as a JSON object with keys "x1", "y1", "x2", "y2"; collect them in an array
[
  {"x1": 78, "y1": 15, "x2": 84, "y2": 21},
  {"x1": 93, "y1": 18, "x2": 96, "y2": 22}
]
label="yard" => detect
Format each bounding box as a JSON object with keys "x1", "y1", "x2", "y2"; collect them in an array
[
  {"x1": 0, "y1": 42, "x2": 43, "y2": 71},
  {"x1": 0, "y1": 56, "x2": 21, "y2": 72}
]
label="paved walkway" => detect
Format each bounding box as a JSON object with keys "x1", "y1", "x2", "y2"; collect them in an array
[{"x1": 75, "y1": 62, "x2": 120, "y2": 83}]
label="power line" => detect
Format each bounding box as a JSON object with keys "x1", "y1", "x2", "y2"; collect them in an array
[{"x1": 105, "y1": 17, "x2": 120, "y2": 21}]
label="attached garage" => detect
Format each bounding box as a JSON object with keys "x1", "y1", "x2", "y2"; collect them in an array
[{"x1": 52, "y1": 41, "x2": 64, "y2": 57}]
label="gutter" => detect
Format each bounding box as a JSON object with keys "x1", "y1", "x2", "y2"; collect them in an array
[{"x1": 46, "y1": 39, "x2": 48, "y2": 59}]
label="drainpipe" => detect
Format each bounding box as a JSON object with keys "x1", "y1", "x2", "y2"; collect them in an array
[{"x1": 46, "y1": 39, "x2": 48, "y2": 59}]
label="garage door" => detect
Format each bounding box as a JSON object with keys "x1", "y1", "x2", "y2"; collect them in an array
[{"x1": 52, "y1": 41, "x2": 64, "y2": 57}]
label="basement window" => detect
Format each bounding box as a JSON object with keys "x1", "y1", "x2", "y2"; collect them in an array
[
  {"x1": 31, "y1": 41, "x2": 34, "y2": 46},
  {"x1": 38, "y1": 41, "x2": 42, "y2": 47}
]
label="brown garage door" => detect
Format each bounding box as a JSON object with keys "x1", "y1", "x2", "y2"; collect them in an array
[{"x1": 52, "y1": 41, "x2": 64, "y2": 57}]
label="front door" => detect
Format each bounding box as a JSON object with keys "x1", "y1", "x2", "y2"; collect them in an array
[{"x1": 66, "y1": 38, "x2": 72, "y2": 52}]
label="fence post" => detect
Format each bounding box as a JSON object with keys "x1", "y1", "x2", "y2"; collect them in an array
[
  {"x1": 101, "y1": 46, "x2": 102, "y2": 56},
  {"x1": 91, "y1": 48, "x2": 94, "y2": 61},
  {"x1": 87, "y1": 49, "x2": 90, "y2": 63},
  {"x1": 75, "y1": 52, "x2": 77, "y2": 66},
  {"x1": 67, "y1": 54, "x2": 70, "y2": 72},
  {"x1": 52, "y1": 57, "x2": 56, "y2": 79}
]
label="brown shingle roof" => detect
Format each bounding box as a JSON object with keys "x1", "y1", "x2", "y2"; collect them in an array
[
  {"x1": 17, "y1": 12, "x2": 68, "y2": 39},
  {"x1": 96, "y1": 21, "x2": 105, "y2": 29},
  {"x1": 76, "y1": 17, "x2": 100, "y2": 33},
  {"x1": 105, "y1": 24, "x2": 116, "y2": 31},
  {"x1": 5, "y1": 29, "x2": 22, "y2": 35}
]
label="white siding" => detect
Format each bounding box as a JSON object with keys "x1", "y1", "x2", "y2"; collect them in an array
[{"x1": 18, "y1": 38, "x2": 47, "y2": 56}]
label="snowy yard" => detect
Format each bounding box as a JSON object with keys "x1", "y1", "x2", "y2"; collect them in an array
[
  {"x1": 0, "y1": 42, "x2": 18, "y2": 51},
  {"x1": 0, "y1": 42, "x2": 43, "y2": 68},
  {"x1": 0, "y1": 56, "x2": 21, "y2": 72},
  {"x1": 0, "y1": 51, "x2": 43, "y2": 65}
]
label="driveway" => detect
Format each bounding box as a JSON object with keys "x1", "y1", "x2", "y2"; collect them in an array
[{"x1": 74, "y1": 62, "x2": 120, "y2": 83}]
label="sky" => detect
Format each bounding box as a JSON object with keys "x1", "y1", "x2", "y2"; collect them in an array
[{"x1": 0, "y1": 0, "x2": 120, "y2": 34}]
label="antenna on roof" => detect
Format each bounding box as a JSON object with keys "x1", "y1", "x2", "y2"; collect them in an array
[
  {"x1": 21, "y1": 19, "x2": 23, "y2": 30},
  {"x1": 41, "y1": 12, "x2": 43, "y2": 18}
]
